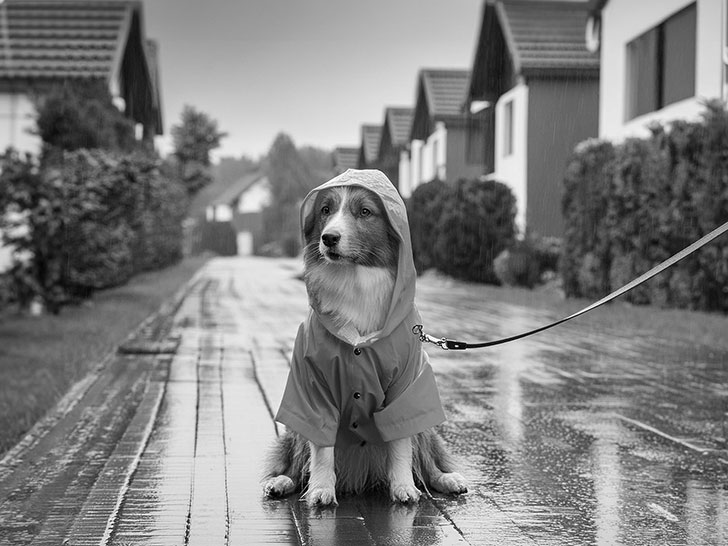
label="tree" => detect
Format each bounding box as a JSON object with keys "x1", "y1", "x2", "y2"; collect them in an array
[
  {"x1": 260, "y1": 133, "x2": 319, "y2": 256},
  {"x1": 170, "y1": 105, "x2": 227, "y2": 195},
  {"x1": 34, "y1": 79, "x2": 137, "y2": 161}
]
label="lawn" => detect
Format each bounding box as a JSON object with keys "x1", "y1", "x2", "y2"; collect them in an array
[{"x1": 0, "y1": 254, "x2": 210, "y2": 455}]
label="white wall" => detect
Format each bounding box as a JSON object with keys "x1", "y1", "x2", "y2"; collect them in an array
[
  {"x1": 398, "y1": 149, "x2": 412, "y2": 198},
  {"x1": 0, "y1": 93, "x2": 41, "y2": 154},
  {"x1": 493, "y1": 83, "x2": 529, "y2": 235},
  {"x1": 409, "y1": 139, "x2": 424, "y2": 194},
  {"x1": 599, "y1": 0, "x2": 725, "y2": 139},
  {"x1": 237, "y1": 177, "x2": 271, "y2": 214}
]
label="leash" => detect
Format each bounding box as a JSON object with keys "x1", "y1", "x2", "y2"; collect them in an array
[{"x1": 413, "y1": 219, "x2": 728, "y2": 350}]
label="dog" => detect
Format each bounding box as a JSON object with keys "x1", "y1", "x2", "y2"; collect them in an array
[{"x1": 263, "y1": 170, "x2": 467, "y2": 507}]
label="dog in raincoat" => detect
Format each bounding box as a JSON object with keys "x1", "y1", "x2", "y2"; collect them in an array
[{"x1": 263, "y1": 169, "x2": 467, "y2": 507}]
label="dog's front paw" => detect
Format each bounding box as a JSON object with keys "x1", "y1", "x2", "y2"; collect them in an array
[
  {"x1": 306, "y1": 487, "x2": 338, "y2": 508},
  {"x1": 432, "y1": 472, "x2": 468, "y2": 495},
  {"x1": 390, "y1": 483, "x2": 421, "y2": 504},
  {"x1": 263, "y1": 475, "x2": 295, "y2": 498}
]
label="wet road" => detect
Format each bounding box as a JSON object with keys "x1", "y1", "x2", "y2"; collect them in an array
[{"x1": 0, "y1": 256, "x2": 726, "y2": 545}]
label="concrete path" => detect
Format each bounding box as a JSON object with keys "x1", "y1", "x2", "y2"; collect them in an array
[{"x1": 0, "y1": 256, "x2": 726, "y2": 545}]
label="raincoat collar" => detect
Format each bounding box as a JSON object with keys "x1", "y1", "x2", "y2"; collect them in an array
[{"x1": 300, "y1": 169, "x2": 416, "y2": 346}]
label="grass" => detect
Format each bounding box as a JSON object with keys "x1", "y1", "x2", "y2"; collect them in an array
[{"x1": 0, "y1": 254, "x2": 210, "y2": 456}]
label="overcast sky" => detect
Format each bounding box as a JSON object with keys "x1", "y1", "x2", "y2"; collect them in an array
[{"x1": 141, "y1": 0, "x2": 484, "y2": 160}]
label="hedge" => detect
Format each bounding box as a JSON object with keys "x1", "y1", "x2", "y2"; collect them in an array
[
  {"x1": 0, "y1": 149, "x2": 187, "y2": 312},
  {"x1": 407, "y1": 178, "x2": 517, "y2": 283},
  {"x1": 562, "y1": 101, "x2": 728, "y2": 312}
]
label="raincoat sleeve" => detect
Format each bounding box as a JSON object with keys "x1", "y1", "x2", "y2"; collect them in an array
[
  {"x1": 274, "y1": 322, "x2": 340, "y2": 447},
  {"x1": 373, "y1": 329, "x2": 446, "y2": 442}
]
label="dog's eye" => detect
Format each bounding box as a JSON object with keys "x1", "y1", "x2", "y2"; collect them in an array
[
  {"x1": 321, "y1": 205, "x2": 330, "y2": 215},
  {"x1": 360, "y1": 208, "x2": 371, "y2": 217}
]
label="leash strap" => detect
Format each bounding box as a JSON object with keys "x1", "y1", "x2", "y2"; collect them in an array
[{"x1": 413, "y1": 219, "x2": 728, "y2": 350}]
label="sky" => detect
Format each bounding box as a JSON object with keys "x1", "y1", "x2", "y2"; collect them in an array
[{"x1": 140, "y1": 0, "x2": 484, "y2": 160}]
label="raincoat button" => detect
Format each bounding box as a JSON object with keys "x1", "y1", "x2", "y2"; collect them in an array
[
  {"x1": 353, "y1": 348, "x2": 362, "y2": 355},
  {"x1": 352, "y1": 422, "x2": 358, "y2": 429},
  {"x1": 360, "y1": 441, "x2": 367, "y2": 447},
  {"x1": 353, "y1": 392, "x2": 361, "y2": 399}
]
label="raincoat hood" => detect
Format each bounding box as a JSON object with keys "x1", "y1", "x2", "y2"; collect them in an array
[{"x1": 300, "y1": 168, "x2": 417, "y2": 346}]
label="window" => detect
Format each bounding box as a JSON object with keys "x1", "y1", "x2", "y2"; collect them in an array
[
  {"x1": 625, "y1": 3, "x2": 696, "y2": 120},
  {"x1": 503, "y1": 99, "x2": 514, "y2": 157}
]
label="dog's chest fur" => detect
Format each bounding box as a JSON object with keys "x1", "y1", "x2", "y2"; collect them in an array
[{"x1": 307, "y1": 264, "x2": 394, "y2": 336}]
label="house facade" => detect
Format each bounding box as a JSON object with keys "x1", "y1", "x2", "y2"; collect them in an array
[
  {"x1": 588, "y1": 0, "x2": 725, "y2": 140},
  {"x1": 357, "y1": 124, "x2": 382, "y2": 170},
  {"x1": 399, "y1": 69, "x2": 486, "y2": 198},
  {"x1": 0, "y1": 0, "x2": 163, "y2": 154},
  {"x1": 205, "y1": 172, "x2": 271, "y2": 256},
  {"x1": 467, "y1": 0, "x2": 600, "y2": 237},
  {"x1": 332, "y1": 146, "x2": 359, "y2": 175},
  {"x1": 376, "y1": 107, "x2": 413, "y2": 192}
]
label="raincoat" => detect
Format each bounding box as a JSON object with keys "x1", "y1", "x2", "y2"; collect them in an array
[{"x1": 275, "y1": 169, "x2": 446, "y2": 448}]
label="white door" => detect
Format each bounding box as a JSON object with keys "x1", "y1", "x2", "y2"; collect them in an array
[{"x1": 236, "y1": 231, "x2": 253, "y2": 256}]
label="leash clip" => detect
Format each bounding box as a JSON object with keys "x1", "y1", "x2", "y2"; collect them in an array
[{"x1": 413, "y1": 324, "x2": 464, "y2": 351}]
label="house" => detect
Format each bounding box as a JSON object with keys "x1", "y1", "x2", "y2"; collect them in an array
[
  {"x1": 358, "y1": 124, "x2": 382, "y2": 170},
  {"x1": 204, "y1": 172, "x2": 271, "y2": 256},
  {"x1": 0, "y1": 0, "x2": 163, "y2": 153},
  {"x1": 586, "y1": 0, "x2": 725, "y2": 140},
  {"x1": 333, "y1": 146, "x2": 359, "y2": 174},
  {"x1": 0, "y1": 0, "x2": 163, "y2": 272},
  {"x1": 376, "y1": 106, "x2": 413, "y2": 192},
  {"x1": 466, "y1": 0, "x2": 600, "y2": 237},
  {"x1": 399, "y1": 68, "x2": 486, "y2": 199}
]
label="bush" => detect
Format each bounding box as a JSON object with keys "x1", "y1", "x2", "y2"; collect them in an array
[
  {"x1": 407, "y1": 179, "x2": 450, "y2": 273},
  {"x1": 494, "y1": 235, "x2": 562, "y2": 288},
  {"x1": 0, "y1": 149, "x2": 186, "y2": 312},
  {"x1": 432, "y1": 178, "x2": 517, "y2": 284},
  {"x1": 562, "y1": 100, "x2": 728, "y2": 312}
]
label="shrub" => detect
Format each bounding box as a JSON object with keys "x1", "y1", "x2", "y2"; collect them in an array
[
  {"x1": 562, "y1": 100, "x2": 728, "y2": 312},
  {"x1": 0, "y1": 149, "x2": 186, "y2": 312},
  {"x1": 432, "y1": 178, "x2": 516, "y2": 284},
  {"x1": 407, "y1": 179, "x2": 450, "y2": 273},
  {"x1": 494, "y1": 234, "x2": 562, "y2": 288}
]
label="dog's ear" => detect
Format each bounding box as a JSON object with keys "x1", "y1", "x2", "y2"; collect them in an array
[{"x1": 302, "y1": 204, "x2": 318, "y2": 244}]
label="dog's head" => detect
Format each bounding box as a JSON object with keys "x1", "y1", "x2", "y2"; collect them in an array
[{"x1": 303, "y1": 185, "x2": 398, "y2": 269}]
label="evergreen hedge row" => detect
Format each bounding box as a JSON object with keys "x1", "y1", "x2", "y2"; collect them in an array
[
  {"x1": 0, "y1": 149, "x2": 187, "y2": 312},
  {"x1": 407, "y1": 178, "x2": 517, "y2": 284},
  {"x1": 562, "y1": 101, "x2": 728, "y2": 312}
]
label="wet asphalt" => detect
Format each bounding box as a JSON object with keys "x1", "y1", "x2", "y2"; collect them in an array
[{"x1": 0, "y1": 256, "x2": 726, "y2": 545}]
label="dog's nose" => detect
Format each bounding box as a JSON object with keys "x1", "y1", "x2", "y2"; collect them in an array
[{"x1": 321, "y1": 232, "x2": 340, "y2": 247}]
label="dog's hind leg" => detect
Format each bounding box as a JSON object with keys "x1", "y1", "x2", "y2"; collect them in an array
[{"x1": 263, "y1": 431, "x2": 309, "y2": 498}]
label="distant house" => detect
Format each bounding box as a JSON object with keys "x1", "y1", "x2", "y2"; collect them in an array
[
  {"x1": 205, "y1": 172, "x2": 271, "y2": 256},
  {"x1": 587, "y1": 0, "x2": 724, "y2": 140},
  {"x1": 467, "y1": 0, "x2": 600, "y2": 237},
  {"x1": 400, "y1": 68, "x2": 486, "y2": 198},
  {"x1": 358, "y1": 124, "x2": 382, "y2": 170},
  {"x1": 0, "y1": 0, "x2": 163, "y2": 153},
  {"x1": 376, "y1": 107, "x2": 413, "y2": 192},
  {"x1": 333, "y1": 146, "x2": 359, "y2": 174}
]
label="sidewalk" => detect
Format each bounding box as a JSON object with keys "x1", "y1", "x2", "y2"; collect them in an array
[{"x1": 1, "y1": 256, "x2": 727, "y2": 545}]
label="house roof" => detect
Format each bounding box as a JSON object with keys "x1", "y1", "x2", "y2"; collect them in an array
[
  {"x1": 411, "y1": 69, "x2": 470, "y2": 140},
  {"x1": 384, "y1": 107, "x2": 414, "y2": 147},
  {"x1": 211, "y1": 171, "x2": 267, "y2": 206},
  {"x1": 359, "y1": 124, "x2": 382, "y2": 166},
  {"x1": 0, "y1": 0, "x2": 163, "y2": 133},
  {"x1": 499, "y1": 1, "x2": 600, "y2": 74},
  {"x1": 333, "y1": 146, "x2": 359, "y2": 173},
  {"x1": 469, "y1": 0, "x2": 599, "y2": 101}
]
